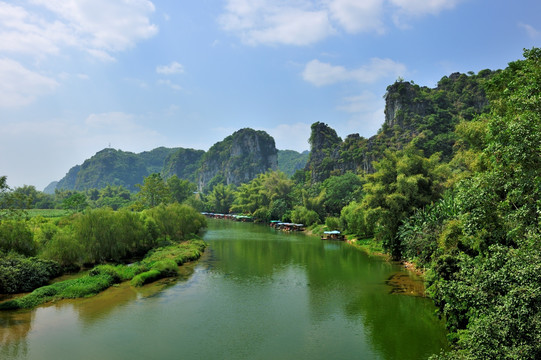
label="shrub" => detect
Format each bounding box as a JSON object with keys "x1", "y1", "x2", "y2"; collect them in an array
[
  {"x1": 0, "y1": 220, "x2": 36, "y2": 256},
  {"x1": 325, "y1": 217, "x2": 341, "y2": 231},
  {"x1": 0, "y1": 253, "x2": 61, "y2": 294},
  {"x1": 290, "y1": 206, "x2": 320, "y2": 226},
  {"x1": 131, "y1": 269, "x2": 161, "y2": 287},
  {"x1": 41, "y1": 228, "x2": 82, "y2": 267}
]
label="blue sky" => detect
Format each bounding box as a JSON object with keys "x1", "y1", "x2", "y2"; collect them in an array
[{"x1": 1, "y1": 0, "x2": 540, "y2": 190}]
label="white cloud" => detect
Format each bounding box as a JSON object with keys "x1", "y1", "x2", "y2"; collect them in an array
[
  {"x1": 519, "y1": 22, "x2": 540, "y2": 39},
  {"x1": 158, "y1": 79, "x2": 182, "y2": 91},
  {"x1": 0, "y1": 2, "x2": 73, "y2": 57},
  {"x1": 0, "y1": 0, "x2": 158, "y2": 61},
  {"x1": 390, "y1": 0, "x2": 463, "y2": 27},
  {"x1": 302, "y1": 59, "x2": 348, "y2": 86},
  {"x1": 390, "y1": 0, "x2": 463, "y2": 16},
  {"x1": 327, "y1": 0, "x2": 385, "y2": 34},
  {"x1": 337, "y1": 91, "x2": 379, "y2": 113},
  {"x1": 302, "y1": 58, "x2": 406, "y2": 86},
  {"x1": 220, "y1": 0, "x2": 466, "y2": 45},
  {"x1": 219, "y1": 0, "x2": 335, "y2": 46},
  {"x1": 334, "y1": 91, "x2": 385, "y2": 137},
  {"x1": 156, "y1": 61, "x2": 184, "y2": 75},
  {"x1": 0, "y1": 58, "x2": 58, "y2": 107},
  {"x1": 264, "y1": 122, "x2": 311, "y2": 151}
]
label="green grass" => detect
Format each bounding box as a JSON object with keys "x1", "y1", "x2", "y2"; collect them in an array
[
  {"x1": 0, "y1": 240, "x2": 207, "y2": 310},
  {"x1": 0, "y1": 274, "x2": 115, "y2": 310},
  {"x1": 348, "y1": 237, "x2": 387, "y2": 257},
  {"x1": 26, "y1": 209, "x2": 70, "y2": 218},
  {"x1": 143, "y1": 240, "x2": 207, "y2": 266}
]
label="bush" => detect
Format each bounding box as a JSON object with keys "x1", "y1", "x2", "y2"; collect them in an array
[
  {"x1": 145, "y1": 203, "x2": 207, "y2": 242},
  {"x1": 290, "y1": 206, "x2": 320, "y2": 226},
  {"x1": 131, "y1": 269, "x2": 161, "y2": 287},
  {"x1": 41, "y1": 228, "x2": 82, "y2": 267},
  {"x1": 325, "y1": 217, "x2": 341, "y2": 231},
  {"x1": 0, "y1": 253, "x2": 61, "y2": 294},
  {"x1": 340, "y1": 201, "x2": 369, "y2": 238},
  {"x1": 0, "y1": 220, "x2": 36, "y2": 256}
]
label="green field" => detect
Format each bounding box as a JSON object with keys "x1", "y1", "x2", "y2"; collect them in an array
[{"x1": 25, "y1": 209, "x2": 70, "y2": 218}]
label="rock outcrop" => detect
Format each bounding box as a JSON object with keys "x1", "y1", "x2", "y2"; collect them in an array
[
  {"x1": 304, "y1": 71, "x2": 494, "y2": 183},
  {"x1": 197, "y1": 128, "x2": 278, "y2": 190}
]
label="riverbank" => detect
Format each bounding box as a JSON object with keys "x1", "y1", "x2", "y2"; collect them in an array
[{"x1": 0, "y1": 240, "x2": 206, "y2": 311}]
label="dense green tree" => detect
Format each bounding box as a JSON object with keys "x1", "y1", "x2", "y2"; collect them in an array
[
  {"x1": 205, "y1": 183, "x2": 235, "y2": 213},
  {"x1": 361, "y1": 145, "x2": 448, "y2": 259},
  {"x1": 0, "y1": 220, "x2": 36, "y2": 256},
  {"x1": 321, "y1": 172, "x2": 363, "y2": 216},
  {"x1": 166, "y1": 175, "x2": 196, "y2": 204},
  {"x1": 135, "y1": 173, "x2": 170, "y2": 209},
  {"x1": 62, "y1": 193, "x2": 88, "y2": 213},
  {"x1": 290, "y1": 206, "x2": 320, "y2": 226},
  {"x1": 95, "y1": 185, "x2": 132, "y2": 209},
  {"x1": 145, "y1": 203, "x2": 206, "y2": 242},
  {"x1": 231, "y1": 171, "x2": 293, "y2": 220}
]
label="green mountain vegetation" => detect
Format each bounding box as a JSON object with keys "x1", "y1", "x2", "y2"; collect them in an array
[
  {"x1": 197, "y1": 128, "x2": 278, "y2": 191},
  {"x1": 55, "y1": 147, "x2": 180, "y2": 192},
  {"x1": 277, "y1": 150, "x2": 309, "y2": 176},
  {"x1": 50, "y1": 128, "x2": 282, "y2": 194},
  {"x1": 304, "y1": 69, "x2": 494, "y2": 183},
  {"x1": 1, "y1": 48, "x2": 540, "y2": 359}
]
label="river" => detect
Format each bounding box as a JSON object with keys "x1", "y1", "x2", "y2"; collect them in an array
[{"x1": 0, "y1": 219, "x2": 448, "y2": 359}]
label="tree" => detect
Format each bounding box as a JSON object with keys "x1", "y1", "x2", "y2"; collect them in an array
[
  {"x1": 206, "y1": 183, "x2": 235, "y2": 213},
  {"x1": 322, "y1": 172, "x2": 363, "y2": 216},
  {"x1": 230, "y1": 171, "x2": 293, "y2": 220},
  {"x1": 167, "y1": 176, "x2": 196, "y2": 204},
  {"x1": 62, "y1": 193, "x2": 88, "y2": 213},
  {"x1": 361, "y1": 145, "x2": 448, "y2": 259},
  {"x1": 135, "y1": 173, "x2": 170, "y2": 209}
]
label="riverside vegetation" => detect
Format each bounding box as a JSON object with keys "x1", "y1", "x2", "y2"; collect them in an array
[{"x1": 1, "y1": 48, "x2": 540, "y2": 359}]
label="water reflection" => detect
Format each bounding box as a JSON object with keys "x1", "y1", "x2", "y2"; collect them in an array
[{"x1": 0, "y1": 220, "x2": 447, "y2": 360}]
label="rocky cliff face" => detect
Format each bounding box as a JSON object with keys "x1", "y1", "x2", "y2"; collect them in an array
[
  {"x1": 162, "y1": 148, "x2": 205, "y2": 182},
  {"x1": 305, "y1": 71, "x2": 493, "y2": 183},
  {"x1": 198, "y1": 128, "x2": 278, "y2": 190},
  {"x1": 304, "y1": 122, "x2": 342, "y2": 183}
]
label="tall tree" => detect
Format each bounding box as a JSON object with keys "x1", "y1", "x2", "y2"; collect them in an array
[
  {"x1": 361, "y1": 145, "x2": 448, "y2": 258},
  {"x1": 135, "y1": 173, "x2": 170, "y2": 209}
]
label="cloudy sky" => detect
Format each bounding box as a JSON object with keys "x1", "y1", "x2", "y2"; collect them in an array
[{"x1": 1, "y1": 0, "x2": 539, "y2": 190}]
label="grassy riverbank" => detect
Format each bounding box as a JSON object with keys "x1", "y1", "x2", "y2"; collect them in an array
[{"x1": 0, "y1": 239, "x2": 206, "y2": 310}]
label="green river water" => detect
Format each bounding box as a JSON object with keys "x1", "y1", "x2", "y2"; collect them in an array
[{"x1": 0, "y1": 219, "x2": 448, "y2": 359}]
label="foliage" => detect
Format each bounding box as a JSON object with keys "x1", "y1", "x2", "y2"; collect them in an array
[
  {"x1": 321, "y1": 172, "x2": 363, "y2": 216},
  {"x1": 205, "y1": 183, "x2": 235, "y2": 213},
  {"x1": 340, "y1": 201, "x2": 369, "y2": 239},
  {"x1": 398, "y1": 191, "x2": 460, "y2": 267},
  {"x1": 0, "y1": 220, "x2": 36, "y2": 256},
  {"x1": 324, "y1": 216, "x2": 341, "y2": 231},
  {"x1": 290, "y1": 206, "x2": 320, "y2": 226},
  {"x1": 135, "y1": 173, "x2": 170, "y2": 209},
  {"x1": 167, "y1": 175, "x2": 197, "y2": 204},
  {"x1": 0, "y1": 252, "x2": 61, "y2": 293},
  {"x1": 145, "y1": 203, "x2": 207, "y2": 242},
  {"x1": 277, "y1": 150, "x2": 310, "y2": 177},
  {"x1": 361, "y1": 145, "x2": 448, "y2": 259},
  {"x1": 71, "y1": 208, "x2": 156, "y2": 264},
  {"x1": 0, "y1": 239, "x2": 206, "y2": 309},
  {"x1": 231, "y1": 171, "x2": 293, "y2": 221},
  {"x1": 41, "y1": 228, "x2": 83, "y2": 267},
  {"x1": 62, "y1": 193, "x2": 88, "y2": 213},
  {"x1": 395, "y1": 48, "x2": 541, "y2": 359}
]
